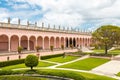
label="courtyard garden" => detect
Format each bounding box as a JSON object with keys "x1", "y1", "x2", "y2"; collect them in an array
[{"x1": 0, "y1": 52, "x2": 117, "y2": 80}]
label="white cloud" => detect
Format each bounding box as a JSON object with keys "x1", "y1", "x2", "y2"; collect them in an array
[{"x1": 1, "y1": 0, "x2": 120, "y2": 31}]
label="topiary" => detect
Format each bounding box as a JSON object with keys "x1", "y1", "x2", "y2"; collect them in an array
[{"x1": 25, "y1": 55, "x2": 39, "y2": 70}]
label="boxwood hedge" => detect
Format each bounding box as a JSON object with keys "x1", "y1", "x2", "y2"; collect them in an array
[{"x1": 0, "y1": 59, "x2": 24, "y2": 67}]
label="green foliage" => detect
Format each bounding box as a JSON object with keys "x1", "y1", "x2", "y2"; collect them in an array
[
  {"x1": 0, "y1": 70, "x2": 13, "y2": 75},
  {"x1": 37, "y1": 69, "x2": 86, "y2": 80},
  {"x1": 40, "y1": 54, "x2": 63, "y2": 60},
  {"x1": 50, "y1": 45, "x2": 54, "y2": 51},
  {"x1": 17, "y1": 46, "x2": 23, "y2": 54},
  {"x1": 35, "y1": 46, "x2": 40, "y2": 52},
  {"x1": 0, "y1": 69, "x2": 116, "y2": 80},
  {"x1": 0, "y1": 76, "x2": 46, "y2": 80},
  {"x1": 92, "y1": 25, "x2": 120, "y2": 54},
  {"x1": 0, "y1": 59, "x2": 24, "y2": 67},
  {"x1": 25, "y1": 55, "x2": 39, "y2": 70},
  {"x1": 61, "y1": 44, "x2": 64, "y2": 50}
]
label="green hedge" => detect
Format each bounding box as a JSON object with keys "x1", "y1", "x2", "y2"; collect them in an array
[
  {"x1": 0, "y1": 70, "x2": 86, "y2": 80},
  {"x1": 41, "y1": 54, "x2": 63, "y2": 60},
  {"x1": 0, "y1": 76, "x2": 44, "y2": 80},
  {"x1": 0, "y1": 59, "x2": 25, "y2": 67}
]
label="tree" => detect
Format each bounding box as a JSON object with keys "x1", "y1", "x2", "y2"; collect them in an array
[
  {"x1": 18, "y1": 46, "x2": 23, "y2": 54},
  {"x1": 92, "y1": 25, "x2": 120, "y2": 54},
  {"x1": 25, "y1": 55, "x2": 39, "y2": 70}
]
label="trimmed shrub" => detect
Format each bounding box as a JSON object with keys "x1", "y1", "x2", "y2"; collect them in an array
[
  {"x1": 0, "y1": 70, "x2": 13, "y2": 75},
  {"x1": 18, "y1": 46, "x2": 23, "y2": 54},
  {"x1": 41, "y1": 54, "x2": 63, "y2": 60},
  {"x1": 0, "y1": 59, "x2": 25, "y2": 67},
  {"x1": 25, "y1": 55, "x2": 39, "y2": 70}
]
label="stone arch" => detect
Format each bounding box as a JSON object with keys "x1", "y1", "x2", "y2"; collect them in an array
[
  {"x1": 61, "y1": 37, "x2": 64, "y2": 48},
  {"x1": 65, "y1": 37, "x2": 69, "y2": 48},
  {"x1": 73, "y1": 38, "x2": 76, "y2": 47},
  {"x1": 10, "y1": 35, "x2": 19, "y2": 51},
  {"x1": 76, "y1": 38, "x2": 79, "y2": 47},
  {"x1": 84, "y1": 38, "x2": 87, "y2": 47},
  {"x1": 37, "y1": 36, "x2": 43, "y2": 49},
  {"x1": 83, "y1": 38, "x2": 85, "y2": 46},
  {"x1": 44, "y1": 36, "x2": 49, "y2": 49},
  {"x1": 80, "y1": 38, "x2": 82, "y2": 47},
  {"x1": 69, "y1": 37, "x2": 72, "y2": 47},
  {"x1": 29, "y1": 36, "x2": 36, "y2": 50},
  {"x1": 56, "y1": 37, "x2": 60, "y2": 48},
  {"x1": 50, "y1": 37, "x2": 54, "y2": 47},
  {"x1": 0, "y1": 35, "x2": 8, "y2": 51},
  {"x1": 21, "y1": 35, "x2": 28, "y2": 50}
]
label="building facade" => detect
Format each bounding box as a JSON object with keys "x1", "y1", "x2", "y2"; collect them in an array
[{"x1": 0, "y1": 18, "x2": 92, "y2": 52}]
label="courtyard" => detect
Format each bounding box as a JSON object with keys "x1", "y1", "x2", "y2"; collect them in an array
[{"x1": 0, "y1": 49, "x2": 120, "y2": 80}]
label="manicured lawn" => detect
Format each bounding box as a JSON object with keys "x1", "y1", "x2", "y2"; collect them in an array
[
  {"x1": 109, "y1": 50, "x2": 120, "y2": 54},
  {"x1": 93, "y1": 49, "x2": 120, "y2": 54},
  {"x1": 58, "y1": 58, "x2": 110, "y2": 70},
  {"x1": 93, "y1": 49, "x2": 104, "y2": 53},
  {"x1": 1, "y1": 61, "x2": 55, "y2": 70},
  {"x1": 45, "y1": 56, "x2": 79, "y2": 63},
  {"x1": 0, "y1": 76, "x2": 46, "y2": 80}
]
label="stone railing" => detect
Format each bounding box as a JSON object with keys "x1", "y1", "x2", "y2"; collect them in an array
[{"x1": 0, "y1": 22, "x2": 91, "y2": 35}]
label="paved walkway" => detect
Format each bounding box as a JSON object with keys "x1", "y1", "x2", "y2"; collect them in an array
[{"x1": 92, "y1": 60, "x2": 120, "y2": 76}]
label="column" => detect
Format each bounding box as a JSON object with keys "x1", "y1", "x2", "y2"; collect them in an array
[
  {"x1": 75, "y1": 38, "x2": 77, "y2": 47},
  {"x1": 64, "y1": 38, "x2": 66, "y2": 49},
  {"x1": 68, "y1": 38, "x2": 70, "y2": 47},
  {"x1": 28, "y1": 38, "x2": 30, "y2": 50},
  {"x1": 59, "y1": 38, "x2": 61, "y2": 48},
  {"x1": 8, "y1": 37, "x2": 11, "y2": 52},
  {"x1": 19, "y1": 38, "x2": 21, "y2": 47},
  {"x1": 42, "y1": 38, "x2": 44, "y2": 49},
  {"x1": 54, "y1": 38, "x2": 56, "y2": 49},
  {"x1": 49, "y1": 38, "x2": 50, "y2": 49}
]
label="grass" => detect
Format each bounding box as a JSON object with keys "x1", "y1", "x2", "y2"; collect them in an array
[
  {"x1": 0, "y1": 76, "x2": 46, "y2": 80},
  {"x1": 45, "y1": 56, "x2": 79, "y2": 63},
  {"x1": 93, "y1": 49, "x2": 120, "y2": 54},
  {"x1": 1, "y1": 61, "x2": 55, "y2": 70},
  {"x1": 58, "y1": 58, "x2": 110, "y2": 70}
]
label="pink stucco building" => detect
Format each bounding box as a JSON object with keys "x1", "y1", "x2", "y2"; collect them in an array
[{"x1": 0, "y1": 18, "x2": 92, "y2": 52}]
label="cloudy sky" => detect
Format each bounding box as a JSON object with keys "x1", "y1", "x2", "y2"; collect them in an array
[{"x1": 0, "y1": 0, "x2": 120, "y2": 31}]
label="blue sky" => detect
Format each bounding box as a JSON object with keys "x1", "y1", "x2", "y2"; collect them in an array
[{"x1": 0, "y1": 0, "x2": 120, "y2": 31}]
